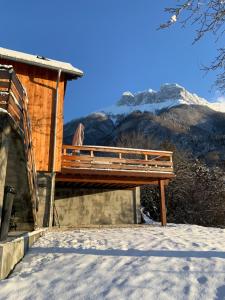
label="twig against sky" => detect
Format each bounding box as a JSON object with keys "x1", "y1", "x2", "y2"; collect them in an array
[{"x1": 160, "y1": 0, "x2": 225, "y2": 91}]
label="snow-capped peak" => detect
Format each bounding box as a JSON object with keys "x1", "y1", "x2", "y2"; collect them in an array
[
  {"x1": 122, "y1": 91, "x2": 134, "y2": 97},
  {"x1": 96, "y1": 83, "x2": 225, "y2": 116}
]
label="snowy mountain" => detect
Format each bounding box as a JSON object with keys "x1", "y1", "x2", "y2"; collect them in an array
[
  {"x1": 64, "y1": 84, "x2": 225, "y2": 167},
  {"x1": 98, "y1": 83, "x2": 225, "y2": 116}
]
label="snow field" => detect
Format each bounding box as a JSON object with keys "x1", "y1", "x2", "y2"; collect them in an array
[{"x1": 1, "y1": 224, "x2": 225, "y2": 300}]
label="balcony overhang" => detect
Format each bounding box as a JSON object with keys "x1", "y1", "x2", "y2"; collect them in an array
[{"x1": 56, "y1": 145, "x2": 175, "y2": 189}]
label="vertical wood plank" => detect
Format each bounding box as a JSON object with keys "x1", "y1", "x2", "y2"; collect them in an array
[{"x1": 159, "y1": 180, "x2": 167, "y2": 226}]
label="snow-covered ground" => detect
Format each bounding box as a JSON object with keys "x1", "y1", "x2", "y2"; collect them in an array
[{"x1": 1, "y1": 224, "x2": 225, "y2": 300}]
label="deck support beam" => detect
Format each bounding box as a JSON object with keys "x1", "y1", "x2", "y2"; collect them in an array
[{"x1": 159, "y1": 180, "x2": 167, "y2": 226}]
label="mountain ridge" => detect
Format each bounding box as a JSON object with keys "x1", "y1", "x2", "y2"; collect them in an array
[{"x1": 97, "y1": 83, "x2": 225, "y2": 117}]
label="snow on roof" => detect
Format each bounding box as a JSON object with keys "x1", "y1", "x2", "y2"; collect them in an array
[{"x1": 0, "y1": 47, "x2": 84, "y2": 79}]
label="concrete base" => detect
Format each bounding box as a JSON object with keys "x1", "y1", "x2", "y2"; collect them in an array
[
  {"x1": 0, "y1": 229, "x2": 46, "y2": 280},
  {"x1": 54, "y1": 187, "x2": 141, "y2": 226},
  {"x1": 36, "y1": 173, "x2": 52, "y2": 227}
]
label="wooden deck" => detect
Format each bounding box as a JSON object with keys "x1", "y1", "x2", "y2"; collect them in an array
[{"x1": 56, "y1": 145, "x2": 175, "y2": 188}]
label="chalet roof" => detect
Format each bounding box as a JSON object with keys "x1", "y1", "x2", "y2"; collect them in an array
[{"x1": 0, "y1": 47, "x2": 83, "y2": 79}]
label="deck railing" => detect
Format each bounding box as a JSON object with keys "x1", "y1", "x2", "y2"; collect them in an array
[
  {"x1": 0, "y1": 65, "x2": 25, "y2": 128},
  {"x1": 62, "y1": 145, "x2": 174, "y2": 174},
  {"x1": 0, "y1": 65, "x2": 39, "y2": 225}
]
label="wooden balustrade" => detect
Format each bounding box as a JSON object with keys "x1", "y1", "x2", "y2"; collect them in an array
[
  {"x1": 62, "y1": 145, "x2": 174, "y2": 174},
  {"x1": 0, "y1": 66, "x2": 24, "y2": 131}
]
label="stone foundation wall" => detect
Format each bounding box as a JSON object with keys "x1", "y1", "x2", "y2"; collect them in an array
[
  {"x1": 54, "y1": 187, "x2": 141, "y2": 226},
  {"x1": 5, "y1": 130, "x2": 34, "y2": 231},
  {"x1": 0, "y1": 114, "x2": 34, "y2": 231}
]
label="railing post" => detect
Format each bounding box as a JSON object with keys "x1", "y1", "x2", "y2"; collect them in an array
[
  {"x1": 170, "y1": 154, "x2": 173, "y2": 170},
  {"x1": 145, "y1": 154, "x2": 148, "y2": 168},
  {"x1": 119, "y1": 153, "x2": 122, "y2": 166}
]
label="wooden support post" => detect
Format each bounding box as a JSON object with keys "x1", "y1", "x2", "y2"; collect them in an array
[
  {"x1": 0, "y1": 186, "x2": 16, "y2": 241},
  {"x1": 159, "y1": 180, "x2": 167, "y2": 226}
]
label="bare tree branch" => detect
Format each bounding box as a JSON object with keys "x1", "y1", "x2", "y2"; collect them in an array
[{"x1": 160, "y1": 0, "x2": 225, "y2": 91}]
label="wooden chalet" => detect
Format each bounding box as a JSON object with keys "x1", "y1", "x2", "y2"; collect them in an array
[{"x1": 0, "y1": 47, "x2": 175, "y2": 233}]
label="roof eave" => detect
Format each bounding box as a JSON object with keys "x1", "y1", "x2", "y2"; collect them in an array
[{"x1": 0, "y1": 54, "x2": 84, "y2": 80}]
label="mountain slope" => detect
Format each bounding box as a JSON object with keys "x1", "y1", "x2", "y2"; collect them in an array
[{"x1": 64, "y1": 112, "x2": 114, "y2": 145}]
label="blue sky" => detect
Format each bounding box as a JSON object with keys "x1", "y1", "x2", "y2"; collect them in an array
[{"x1": 0, "y1": 0, "x2": 222, "y2": 122}]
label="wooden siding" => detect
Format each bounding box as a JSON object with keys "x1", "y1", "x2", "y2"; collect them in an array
[{"x1": 0, "y1": 59, "x2": 65, "y2": 172}]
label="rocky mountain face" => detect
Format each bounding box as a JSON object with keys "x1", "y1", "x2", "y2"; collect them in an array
[
  {"x1": 97, "y1": 83, "x2": 225, "y2": 116},
  {"x1": 117, "y1": 83, "x2": 208, "y2": 106},
  {"x1": 64, "y1": 84, "x2": 225, "y2": 167}
]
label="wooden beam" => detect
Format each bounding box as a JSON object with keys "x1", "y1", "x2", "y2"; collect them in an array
[
  {"x1": 62, "y1": 154, "x2": 173, "y2": 166},
  {"x1": 56, "y1": 174, "x2": 169, "y2": 186},
  {"x1": 60, "y1": 167, "x2": 175, "y2": 179},
  {"x1": 62, "y1": 162, "x2": 173, "y2": 172},
  {"x1": 159, "y1": 180, "x2": 167, "y2": 226},
  {"x1": 62, "y1": 144, "x2": 173, "y2": 156}
]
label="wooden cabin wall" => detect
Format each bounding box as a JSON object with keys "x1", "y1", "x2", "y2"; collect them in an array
[{"x1": 0, "y1": 59, "x2": 65, "y2": 172}]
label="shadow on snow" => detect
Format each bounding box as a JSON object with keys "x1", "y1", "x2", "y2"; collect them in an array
[{"x1": 30, "y1": 247, "x2": 225, "y2": 259}]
